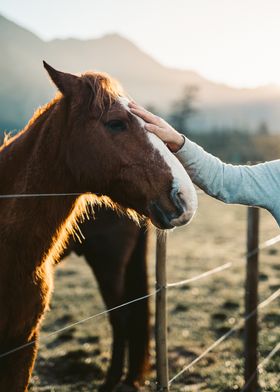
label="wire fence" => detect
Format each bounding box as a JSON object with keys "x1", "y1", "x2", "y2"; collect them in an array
[
  {"x1": 164, "y1": 208, "x2": 280, "y2": 391},
  {"x1": 0, "y1": 191, "x2": 279, "y2": 391},
  {"x1": 0, "y1": 290, "x2": 159, "y2": 359},
  {"x1": 167, "y1": 234, "x2": 280, "y2": 290},
  {"x1": 240, "y1": 342, "x2": 280, "y2": 392},
  {"x1": 168, "y1": 287, "x2": 280, "y2": 385},
  {"x1": 1, "y1": 226, "x2": 278, "y2": 361}
]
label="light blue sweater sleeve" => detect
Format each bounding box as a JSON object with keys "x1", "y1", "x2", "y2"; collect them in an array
[{"x1": 174, "y1": 137, "x2": 280, "y2": 226}]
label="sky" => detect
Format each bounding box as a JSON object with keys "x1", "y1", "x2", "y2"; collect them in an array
[{"x1": 1, "y1": 0, "x2": 280, "y2": 88}]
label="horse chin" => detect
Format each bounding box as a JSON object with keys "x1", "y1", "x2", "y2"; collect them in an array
[
  {"x1": 148, "y1": 202, "x2": 175, "y2": 230},
  {"x1": 151, "y1": 218, "x2": 175, "y2": 230},
  {"x1": 170, "y1": 209, "x2": 196, "y2": 227},
  {"x1": 150, "y1": 213, "x2": 194, "y2": 230}
]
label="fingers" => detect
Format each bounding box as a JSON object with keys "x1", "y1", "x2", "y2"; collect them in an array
[
  {"x1": 131, "y1": 108, "x2": 162, "y2": 126},
  {"x1": 129, "y1": 100, "x2": 166, "y2": 133},
  {"x1": 129, "y1": 101, "x2": 150, "y2": 114},
  {"x1": 145, "y1": 123, "x2": 169, "y2": 142},
  {"x1": 145, "y1": 123, "x2": 160, "y2": 133},
  {"x1": 129, "y1": 100, "x2": 184, "y2": 152},
  {"x1": 128, "y1": 100, "x2": 139, "y2": 108},
  {"x1": 129, "y1": 102, "x2": 162, "y2": 126}
]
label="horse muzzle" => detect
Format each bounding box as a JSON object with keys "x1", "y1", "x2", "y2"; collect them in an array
[{"x1": 148, "y1": 183, "x2": 198, "y2": 229}]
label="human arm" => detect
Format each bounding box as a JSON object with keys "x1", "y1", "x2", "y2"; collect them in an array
[{"x1": 129, "y1": 102, "x2": 280, "y2": 225}]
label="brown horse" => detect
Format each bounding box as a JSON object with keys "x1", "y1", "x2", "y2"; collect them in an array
[
  {"x1": 63, "y1": 208, "x2": 149, "y2": 391},
  {"x1": 0, "y1": 62, "x2": 197, "y2": 392}
]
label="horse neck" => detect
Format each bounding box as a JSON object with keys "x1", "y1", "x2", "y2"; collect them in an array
[
  {"x1": 0, "y1": 99, "x2": 82, "y2": 267},
  {"x1": 0, "y1": 100, "x2": 73, "y2": 190}
]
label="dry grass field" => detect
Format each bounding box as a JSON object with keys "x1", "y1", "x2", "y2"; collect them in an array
[{"x1": 30, "y1": 195, "x2": 280, "y2": 391}]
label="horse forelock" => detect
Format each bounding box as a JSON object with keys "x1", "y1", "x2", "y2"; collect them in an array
[{"x1": 81, "y1": 72, "x2": 126, "y2": 115}]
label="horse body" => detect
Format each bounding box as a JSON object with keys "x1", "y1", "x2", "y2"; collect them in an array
[
  {"x1": 0, "y1": 62, "x2": 197, "y2": 391},
  {"x1": 65, "y1": 208, "x2": 149, "y2": 391}
]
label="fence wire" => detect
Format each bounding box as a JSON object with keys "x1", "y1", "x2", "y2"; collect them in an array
[
  {"x1": 240, "y1": 341, "x2": 280, "y2": 392},
  {"x1": 167, "y1": 232, "x2": 280, "y2": 289},
  {"x1": 1, "y1": 228, "x2": 279, "y2": 363},
  {"x1": 0, "y1": 289, "x2": 159, "y2": 359},
  {"x1": 168, "y1": 288, "x2": 280, "y2": 385},
  {"x1": 0, "y1": 188, "x2": 206, "y2": 199},
  {"x1": 167, "y1": 262, "x2": 232, "y2": 288},
  {"x1": 0, "y1": 193, "x2": 85, "y2": 198}
]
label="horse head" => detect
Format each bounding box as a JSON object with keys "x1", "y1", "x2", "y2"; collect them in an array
[{"x1": 43, "y1": 62, "x2": 197, "y2": 229}]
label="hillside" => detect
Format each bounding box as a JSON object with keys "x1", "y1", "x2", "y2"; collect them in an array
[{"x1": 1, "y1": 14, "x2": 280, "y2": 132}]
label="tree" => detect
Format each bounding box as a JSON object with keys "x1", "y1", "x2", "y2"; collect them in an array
[
  {"x1": 257, "y1": 121, "x2": 269, "y2": 135},
  {"x1": 168, "y1": 85, "x2": 198, "y2": 134}
]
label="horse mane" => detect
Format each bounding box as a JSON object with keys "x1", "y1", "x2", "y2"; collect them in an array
[
  {"x1": 0, "y1": 94, "x2": 62, "y2": 151},
  {"x1": 44, "y1": 194, "x2": 143, "y2": 267},
  {"x1": 26, "y1": 94, "x2": 62, "y2": 130}
]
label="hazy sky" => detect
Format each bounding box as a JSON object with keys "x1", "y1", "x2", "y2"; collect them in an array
[{"x1": 1, "y1": 0, "x2": 280, "y2": 88}]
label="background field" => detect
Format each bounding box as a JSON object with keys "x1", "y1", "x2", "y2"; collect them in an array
[{"x1": 29, "y1": 195, "x2": 280, "y2": 391}]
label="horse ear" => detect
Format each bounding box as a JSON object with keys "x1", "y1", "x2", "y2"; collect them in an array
[{"x1": 43, "y1": 61, "x2": 80, "y2": 96}]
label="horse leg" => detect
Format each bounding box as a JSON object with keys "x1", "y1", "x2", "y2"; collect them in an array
[
  {"x1": 82, "y1": 245, "x2": 129, "y2": 392},
  {"x1": 0, "y1": 263, "x2": 53, "y2": 391},
  {"x1": 124, "y1": 227, "x2": 150, "y2": 389},
  {"x1": 0, "y1": 330, "x2": 39, "y2": 392},
  {"x1": 101, "y1": 306, "x2": 128, "y2": 392}
]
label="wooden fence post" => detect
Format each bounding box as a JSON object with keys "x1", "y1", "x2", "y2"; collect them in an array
[
  {"x1": 155, "y1": 229, "x2": 169, "y2": 391},
  {"x1": 244, "y1": 207, "x2": 260, "y2": 392}
]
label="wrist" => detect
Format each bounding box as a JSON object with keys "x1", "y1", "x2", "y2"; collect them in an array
[{"x1": 168, "y1": 133, "x2": 185, "y2": 153}]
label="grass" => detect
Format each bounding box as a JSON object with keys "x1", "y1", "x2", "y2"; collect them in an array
[{"x1": 30, "y1": 195, "x2": 280, "y2": 391}]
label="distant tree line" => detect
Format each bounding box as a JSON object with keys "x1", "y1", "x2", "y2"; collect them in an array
[{"x1": 150, "y1": 85, "x2": 280, "y2": 164}]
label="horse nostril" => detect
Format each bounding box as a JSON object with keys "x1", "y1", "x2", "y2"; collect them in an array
[
  {"x1": 148, "y1": 186, "x2": 191, "y2": 229},
  {"x1": 170, "y1": 186, "x2": 186, "y2": 214}
]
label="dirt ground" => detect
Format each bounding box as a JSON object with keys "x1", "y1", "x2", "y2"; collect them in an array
[{"x1": 30, "y1": 195, "x2": 280, "y2": 391}]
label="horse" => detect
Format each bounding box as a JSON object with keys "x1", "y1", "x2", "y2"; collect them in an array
[
  {"x1": 63, "y1": 207, "x2": 149, "y2": 391},
  {"x1": 0, "y1": 61, "x2": 198, "y2": 392},
  {"x1": 63, "y1": 208, "x2": 149, "y2": 391}
]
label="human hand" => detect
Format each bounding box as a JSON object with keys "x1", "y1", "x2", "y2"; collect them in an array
[{"x1": 129, "y1": 102, "x2": 185, "y2": 152}]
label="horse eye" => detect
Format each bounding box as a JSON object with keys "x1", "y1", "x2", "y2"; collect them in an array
[{"x1": 105, "y1": 120, "x2": 126, "y2": 132}]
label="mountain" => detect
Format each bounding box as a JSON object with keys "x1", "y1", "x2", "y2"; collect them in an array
[{"x1": 1, "y1": 14, "x2": 280, "y2": 132}]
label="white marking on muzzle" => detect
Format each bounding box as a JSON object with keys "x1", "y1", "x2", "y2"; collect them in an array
[
  {"x1": 119, "y1": 97, "x2": 198, "y2": 226},
  {"x1": 147, "y1": 133, "x2": 198, "y2": 226}
]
